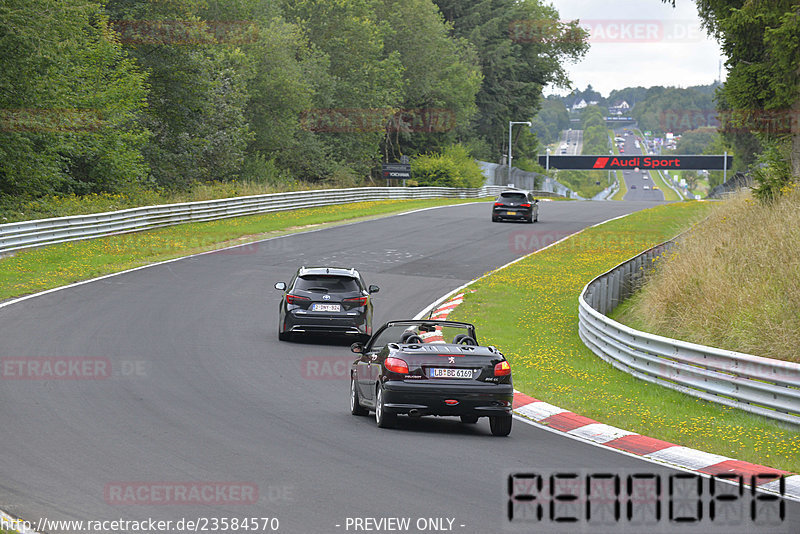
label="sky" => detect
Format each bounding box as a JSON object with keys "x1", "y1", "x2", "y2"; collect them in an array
[{"x1": 543, "y1": 0, "x2": 727, "y2": 97}]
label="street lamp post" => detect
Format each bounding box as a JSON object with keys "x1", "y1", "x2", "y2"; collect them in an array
[{"x1": 508, "y1": 120, "x2": 532, "y2": 185}]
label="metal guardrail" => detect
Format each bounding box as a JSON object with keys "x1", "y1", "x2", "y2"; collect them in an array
[
  {"x1": 0, "y1": 185, "x2": 516, "y2": 255},
  {"x1": 707, "y1": 171, "x2": 753, "y2": 199},
  {"x1": 578, "y1": 240, "x2": 800, "y2": 426},
  {"x1": 477, "y1": 160, "x2": 580, "y2": 199}
]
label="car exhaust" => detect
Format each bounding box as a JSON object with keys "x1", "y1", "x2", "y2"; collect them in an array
[{"x1": 408, "y1": 409, "x2": 422, "y2": 418}]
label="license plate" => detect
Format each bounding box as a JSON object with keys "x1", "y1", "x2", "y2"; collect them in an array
[
  {"x1": 431, "y1": 368, "x2": 473, "y2": 379},
  {"x1": 312, "y1": 303, "x2": 341, "y2": 312},
  {"x1": 507, "y1": 211, "x2": 517, "y2": 215}
]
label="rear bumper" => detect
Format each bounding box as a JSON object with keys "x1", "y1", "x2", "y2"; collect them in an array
[
  {"x1": 382, "y1": 380, "x2": 513, "y2": 416},
  {"x1": 493, "y1": 208, "x2": 532, "y2": 220},
  {"x1": 285, "y1": 310, "x2": 368, "y2": 335}
]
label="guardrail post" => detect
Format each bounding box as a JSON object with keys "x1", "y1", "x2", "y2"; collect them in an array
[
  {"x1": 610, "y1": 271, "x2": 620, "y2": 310},
  {"x1": 578, "y1": 237, "x2": 800, "y2": 426}
]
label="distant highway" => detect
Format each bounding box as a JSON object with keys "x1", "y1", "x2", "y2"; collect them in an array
[
  {"x1": 557, "y1": 128, "x2": 582, "y2": 156},
  {"x1": 618, "y1": 129, "x2": 666, "y2": 201}
]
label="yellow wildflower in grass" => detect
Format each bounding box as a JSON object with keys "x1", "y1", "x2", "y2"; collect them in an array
[{"x1": 449, "y1": 201, "x2": 800, "y2": 474}]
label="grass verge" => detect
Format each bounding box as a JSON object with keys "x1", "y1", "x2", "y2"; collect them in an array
[
  {"x1": 0, "y1": 198, "x2": 487, "y2": 301},
  {"x1": 615, "y1": 188, "x2": 800, "y2": 363},
  {"x1": 448, "y1": 201, "x2": 800, "y2": 473},
  {"x1": 648, "y1": 169, "x2": 680, "y2": 201},
  {"x1": 0, "y1": 181, "x2": 356, "y2": 224},
  {"x1": 611, "y1": 171, "x2": 626, "y2": 200}
]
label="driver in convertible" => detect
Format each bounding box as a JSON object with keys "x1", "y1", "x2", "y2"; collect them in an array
[{"x1": 400, "y1": 324, "x2": 447, "y2": 344}]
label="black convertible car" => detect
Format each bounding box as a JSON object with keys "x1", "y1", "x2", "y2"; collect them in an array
[{"x1": 349, "y1": 320, "x2": 514, "y2": 436}]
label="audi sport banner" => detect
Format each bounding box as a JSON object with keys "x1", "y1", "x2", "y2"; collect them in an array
[{"x1": 538, "y1": 155, "x2": 733, "y2": 170}]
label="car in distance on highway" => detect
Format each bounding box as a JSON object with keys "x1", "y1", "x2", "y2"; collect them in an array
[
  {"x1": 491, "y1": 190, "x2": 539, "y2": 223},
  {"x1": 349, "y1": 320, "x2": 514, "y2": 436},
  {"x1": 274, "y1": 266, "x2": 379, "y2": 342}
]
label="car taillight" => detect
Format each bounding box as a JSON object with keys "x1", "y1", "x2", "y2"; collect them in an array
[
  {"x1": 520, "y1": 203, "x2": 531, "y2": 207},
  {"x1": 385, "y1": 357, "x2": 409, "y2": 374},
  {"x1": 343, "y1": 296, "x2": 368, "y2": 306},
  {"x1": 494, "y1": 361, "x2": 511, "y2": 376},
  {"x1": 286, "y1": 294, "x2": 310, "y2": 305},
  {"x1": 494, "y1": 202, "x2": 503, "y2": 207}
]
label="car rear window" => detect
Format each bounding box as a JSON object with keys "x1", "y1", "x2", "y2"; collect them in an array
[
  {"x1": 294, "y1": 275, "x2": 360, "y2": 293},
  {"x1": 499, "y1": 193, "x2": 527, "y2": 201}
]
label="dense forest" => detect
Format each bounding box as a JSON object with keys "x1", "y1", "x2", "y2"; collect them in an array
[{"x1": 0, "y1": 0, "x2": 588, "y2": 205}]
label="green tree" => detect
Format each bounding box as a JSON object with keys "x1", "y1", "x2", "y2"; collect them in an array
[
  {"x1": 530, "y1": 95, "x2": 569, "y2": 145},
  {"x1": 691, "y1": 0, "x2": 800, "y2": 192},
  {"x1": 434, "y1": 0, "x2": 589, "y2": 157},
  {"x1": 280, "y1": 0, "x2": 404, "y2": 179},
  {"x1": 674, "y1": 127, "x2": 720, "y2": 155},
  {"x1": 411, "y1": 144, "x2": 485, "y2": 187},
  {"x1": 0, "y1": 0, "x2": 149, "y2": 199},
  {"x1": 606, "y1": 87, "x2": 648, "y2": 109},
  {"x1": 631, "y1": 86, "x2": 716, "y2": 135},
  {"x1": 377, "y1": 0, "x2": 482, "y2": 160},
  {"x1": 106, "y1": 0, "x2": 252, "y2": 189}
]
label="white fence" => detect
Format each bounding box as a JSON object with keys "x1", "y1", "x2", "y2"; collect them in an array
[
  {"x1": 0, "y1": 185, "x2": 518, "y2": 255},
  {"x1": 578, "y1": 241, "x2": 800, "y2": 426}
]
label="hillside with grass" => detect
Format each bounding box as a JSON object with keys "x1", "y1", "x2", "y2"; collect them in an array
[{"x1": 616, "y1": 186, "x2": 800, "y2": 362}]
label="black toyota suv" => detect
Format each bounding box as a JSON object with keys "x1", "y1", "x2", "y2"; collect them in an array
[{"x1": 274, "y1": 266, "x2": 379, "y2": 342}]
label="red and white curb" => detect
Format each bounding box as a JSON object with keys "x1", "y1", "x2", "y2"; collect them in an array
[
  {"x1": 418, "y1": 292, "x2": 469, "y2": 343},
  {"x1": 425, "y1": 293, "x2": 800, "y2": 501}
]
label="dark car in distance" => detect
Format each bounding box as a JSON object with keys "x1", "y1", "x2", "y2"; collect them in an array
[
  {"x1": 350, "y1": 320, "x2": 514, "y2": 436},
  {"x1": 491, "y1": 190, "x2": 539, "y2": 223},
  {"x1": 275, "y1": 266, "x2": 379, "y2": 342}
]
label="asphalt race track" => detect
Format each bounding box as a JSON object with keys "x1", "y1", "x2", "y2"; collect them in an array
[{"x1": 1, "y1": 201, "x2": 796, "y2": 534}]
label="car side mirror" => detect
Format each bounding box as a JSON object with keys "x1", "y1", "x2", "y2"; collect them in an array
[
  {"x1": 368, "y1": 285, "x2": 380, "y2": 294},
  {"x1": 274, "y1": 282, "x2": 286, "y2": 291},
  {"x1": 351, "y1": 342, "x2": 364, "y2": 354},
  {"x1": 533, "y1": 199, "x2": 539, "y2": 204}
]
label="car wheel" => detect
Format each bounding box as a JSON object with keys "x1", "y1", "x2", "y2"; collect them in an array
[
  {"x1": 491, "y1": 216, "x2": 499, "y2": 222},
  {"x1": 350, "y1": 377, "x2": 368, "y2": 416},
  {"x1": 489, "y1": 414, "x2": 512, "y2": 436},
  {"x1": 526, "y1": 215, "x2": 533, "y2": 223},
  {"x1": 278, "y1": 330, "x2": 292, "y2": 342},
  {"x1": 375, "y1": 385, "x2": 396, "y2": 428},
  {"x1": 460, "y1": 415, "x2": 479, "y2": 424},
  {"x1": 534, "y1": 212, "x2": 539, "y2": 223}
]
